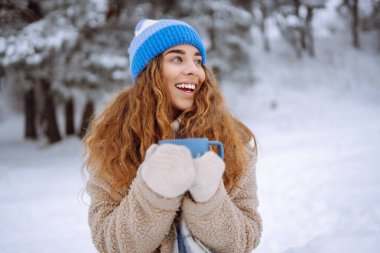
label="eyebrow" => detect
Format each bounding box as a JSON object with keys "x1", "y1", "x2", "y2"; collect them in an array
[{"x1": 164, "y1": 49, "x2": 201, "y2": 57}]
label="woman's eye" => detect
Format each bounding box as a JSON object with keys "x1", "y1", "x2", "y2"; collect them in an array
[
  {"x1": 171, "y1": 56, "x2": 182, "y2": 62},
  {"x1": 195, "y1": 59, "x2": 202, "y2": 65}
]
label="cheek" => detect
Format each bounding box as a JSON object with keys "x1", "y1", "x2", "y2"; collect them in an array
[
  {"x1": 162, "y1": 61, "x2": 177, "y2": 82},
  {"x1": 162, "y1": 67, "x2": 171, "y2": 82},
  {"x1": 198, "y1": 69, "x2": 206, "y2": 83}
]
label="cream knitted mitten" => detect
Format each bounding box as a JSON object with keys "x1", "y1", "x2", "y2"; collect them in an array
[
  {"x1": 141, "y1": 144, "x2": 195, "y2": 198},
  {"x1": 190, "y1": 151, "x2": 225, "y2": 203}
]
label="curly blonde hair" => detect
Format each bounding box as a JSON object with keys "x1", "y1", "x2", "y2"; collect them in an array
[{"x1": 83, "y1": 55, "x2": 256, "y2": 194}]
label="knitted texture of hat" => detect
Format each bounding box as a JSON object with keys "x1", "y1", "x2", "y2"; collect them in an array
[{"x1": 128, "y1": 19, "x2": 206, "y2": 83}]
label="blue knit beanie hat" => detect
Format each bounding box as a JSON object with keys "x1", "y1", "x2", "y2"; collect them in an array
[{"x1": 128, "y1": 19, "x2": 206, "y2": 83}]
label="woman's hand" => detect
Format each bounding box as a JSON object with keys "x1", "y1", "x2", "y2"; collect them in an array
[
  {"x1": 141, "y1": 144, "x2": 195, "y2": 198},
  {"x1": 190, "y1": 151, "x2": 225, "y2": 203}
]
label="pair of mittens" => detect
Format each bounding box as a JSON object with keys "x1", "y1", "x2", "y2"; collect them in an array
[{"x1": 141, "y1": 144, "x2": 224, "y2": 202}]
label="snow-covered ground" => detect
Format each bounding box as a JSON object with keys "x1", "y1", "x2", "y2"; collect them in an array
[
  {"x1": 0, "y1": 136, "x2": 92, "y2": 253},
  {"x1": 232, "y1": 30, "x2": 380, "y2": 253},
  {"x1": 1, "y1": 22, "x2": 380, "y2": 253}
]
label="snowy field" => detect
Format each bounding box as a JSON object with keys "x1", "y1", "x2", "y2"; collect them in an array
[
  {"x1": 1, "y1": 25, "x2": 380, "y2": 253},
  {"x1": 234, "y1": 31, "x2": 380, "y2": 253}
]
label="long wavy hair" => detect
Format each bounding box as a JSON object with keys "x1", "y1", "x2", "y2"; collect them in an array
[{"x1": 83, "y1": 54, "x2": 256, "y2": 195}]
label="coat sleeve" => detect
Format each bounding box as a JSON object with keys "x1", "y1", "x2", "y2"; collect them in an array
[
  {"x1": 86, "y1": 168, "x2": 181, "y2": 253},
  {"x1": 182, "y1": 145, "x2": 263, "y2": 253}
]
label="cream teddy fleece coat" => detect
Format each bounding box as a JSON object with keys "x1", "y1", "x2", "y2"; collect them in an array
[{"x1": 86, "y1": 145, "x2": 262, "y2": 253}]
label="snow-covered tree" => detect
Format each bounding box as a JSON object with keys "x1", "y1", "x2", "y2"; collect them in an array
[
  {"x1": 1, "y1": 0, "x2": 78, "y2": 142},
  {"x1": 337, "y1": 0, "x2": 380, "y2": 49},
  {"x1": 0, "y1": 0, "x2": 105, "y2": 142},
  {"x1": 273, "y1": 0, "x2": 326, "y2": 57},
  {"x1": 252, "y1": 0, "x2": 277, "y2": 52}
]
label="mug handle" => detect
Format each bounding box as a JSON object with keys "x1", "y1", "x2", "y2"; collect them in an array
[{"x1": 208, "y1": 141, "x2": 224, "y2": 159}]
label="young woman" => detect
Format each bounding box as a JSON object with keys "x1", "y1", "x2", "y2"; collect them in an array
[{"x1": 84, "y1": 19, "x2": 262, "y2": 253}]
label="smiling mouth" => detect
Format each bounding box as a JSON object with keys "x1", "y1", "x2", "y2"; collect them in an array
[{"x1": 175, "y1": 83, "x2": 196, "y2": 93}]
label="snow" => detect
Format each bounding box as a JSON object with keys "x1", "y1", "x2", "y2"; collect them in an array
[
  {"x1": 0, "y1": 115, "x2": 92, "y2": 252},
  {"x1": 1, "y1": 14, "x2": 380, "y2": 253},
  {"x1": 1, "y1": 15, "x2": 78, "y2": 67},
  {"x1": 89, "y1": 54, "x2": 128, "y2": 69},
  {"x1": 222, "y1": 30, "x2": 380, "y2": 252}
]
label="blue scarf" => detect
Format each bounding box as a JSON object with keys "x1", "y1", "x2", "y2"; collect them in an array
[{"x1": 173, "y1": 215, "x2": 212, "y2": 253}]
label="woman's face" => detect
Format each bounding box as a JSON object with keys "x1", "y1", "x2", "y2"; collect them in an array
[{"x1": 162, "y1": 44, "x2": 205, "y2": 117}]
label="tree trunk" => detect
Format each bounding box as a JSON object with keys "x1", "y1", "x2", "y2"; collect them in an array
[
  {"x1": 24, "y1": 87, "x2": 37, "y2": 139},
  {"x1": 306, "y1": 7, "x2": 315, "y2": 57},
  {"x1": 260, "y1": 5, "x2": 271, "y2": 52},
  {"x1": 41, "y1": 79, "x2": 61, "y2": 144},
  {"x1": 351, "y1": 0, "x2": 360, "y2": 48},
  {"x1": 293, "y1": 0, "x2": 307, "y2": 51},
  {"x1": 208, "y1": 9, "x2": 217, "y2": 52},
  {"x1": 293, "y1": 0, "x2": 301, "y2": 16},
  {"x1": 79, "y1": 99, "x2": 95, "y2": 139},
  {"x1": 106, "y1": 0, "x2": 124, "y2": 21},
  {"x1": 161, "y1": 0, "x2": 178, "y2": 15},
  {"x1": 65, "y1": 97, "x2": 75, "y2": 135}
]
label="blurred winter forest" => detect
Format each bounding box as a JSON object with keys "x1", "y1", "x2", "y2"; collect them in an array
[{"x1": 0, "y1": 0, "x2": 379, "y2": 144}]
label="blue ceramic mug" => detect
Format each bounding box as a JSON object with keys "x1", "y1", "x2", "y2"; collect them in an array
[{"x1": 159, "y1": 138, "x2": 224, "y2": 159}]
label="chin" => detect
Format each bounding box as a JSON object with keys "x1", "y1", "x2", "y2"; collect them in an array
[
  {"x1": 174, "y1": 101, "x2": 193, "y2": 112},
  {"x1": 181, "y1": 104, "x2": 193, "y2": 111}
]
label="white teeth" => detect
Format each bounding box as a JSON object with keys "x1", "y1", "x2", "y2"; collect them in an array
[{"x1": 175, "y1": 83, "x2": 195, "y2": 90}]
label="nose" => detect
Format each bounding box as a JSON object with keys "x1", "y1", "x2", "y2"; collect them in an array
[{"x1": 182, "y1": 60, "x2": 199, "y2": 76}]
